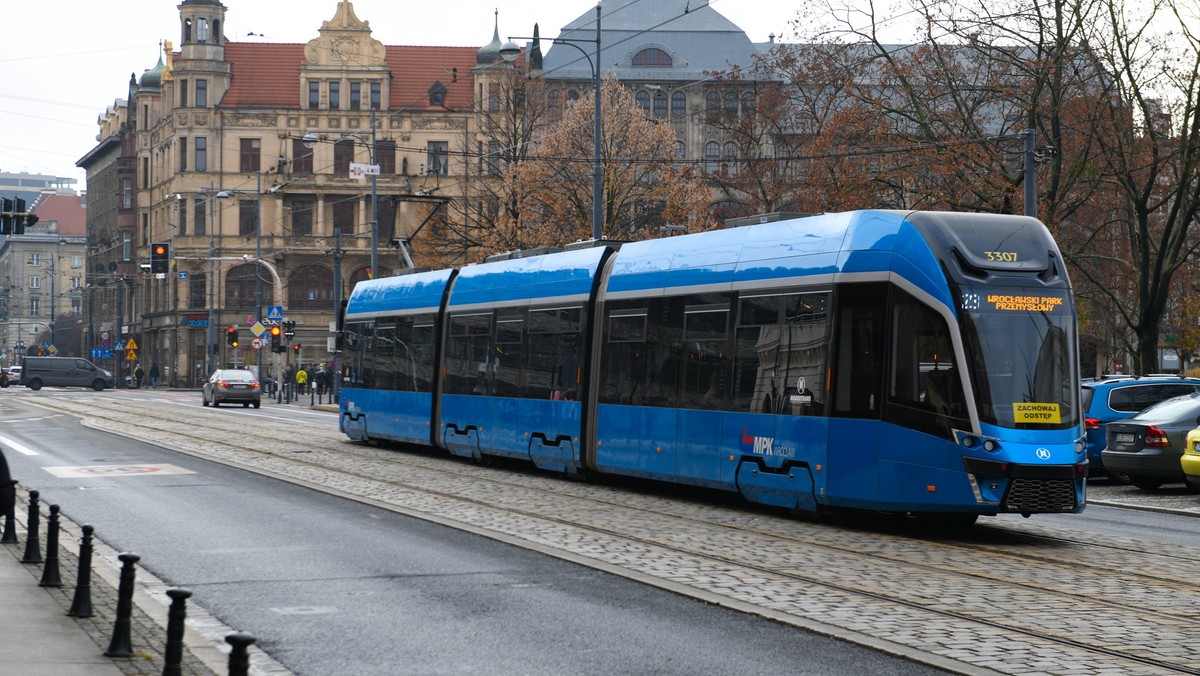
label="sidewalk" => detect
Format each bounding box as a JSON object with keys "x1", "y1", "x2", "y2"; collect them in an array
[{"x1": 0, "y1": 490, "x2": 221, "y2": 676}]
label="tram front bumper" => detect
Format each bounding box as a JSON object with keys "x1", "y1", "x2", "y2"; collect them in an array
[{"x1": 962, "y1": 457, "x2": 1086, "y2": 513}]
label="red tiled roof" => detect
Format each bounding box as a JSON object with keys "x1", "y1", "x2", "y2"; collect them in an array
[
  {"x1": 220, "y1": 43, "x2": 479, "y2": 111},
  {"x1": 33, "y1": 195, "x2": 86, "y2": 236}
]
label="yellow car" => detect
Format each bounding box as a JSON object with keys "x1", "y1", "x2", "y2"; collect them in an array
[{"x1": 1183, "y1": 428, "x2": 1200, "y2": 489}]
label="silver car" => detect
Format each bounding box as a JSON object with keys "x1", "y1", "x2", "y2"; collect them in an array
[{"x1": 202, "y1": 369, "x2": 262, "y2": 408}]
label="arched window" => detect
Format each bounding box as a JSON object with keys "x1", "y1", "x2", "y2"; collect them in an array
[
  {"x1": 636, "y1": 91, "x2": 650, "y2": 114},
  {"x1": 632, "y1": 48, "x2": 672, "y2": 67},
  {"x1": 567, "y1": 89, "x2": 580, "y2": 102},
  {"x1": 288, "y1": 264, "x2": 334, "y2": 311},
  {"x1": 741, "y1": 91, "x2": 756, "y2": 117},
  {"x1": 671, "y1": 91, "x2": 686, "y2": 117},
  {"x1": 723, "y1": 92, "x2": 738, "y2": 117},
  {"x1": 706, "y1": 91, "x2": 720, "y2": 113},
  {"x1": 547, "y1": 89, "x2": 560, "y2": 115},
  {"x1": 653, "y1": 90, "x2": 668, "y2": 117},
  {"x1": 224, "y1": 264, "x2": 258, "y2": 310},
  {"x1": 674, "y1": 141, "x2": 686, "y2": 170},
  {"x1": 705, "y1": 142, "x2": 719, "y2": 175},
  {"x1": 722, "y1": 142, "x2": 738, "y2": 176}
]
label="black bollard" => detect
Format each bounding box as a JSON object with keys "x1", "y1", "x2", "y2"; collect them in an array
[
  {"x1": 225, "y1": 632, "x2": 256, "y2": 676},
  {"x1": 162, "y1": 587, "x2": 193, "y2": 676},
  {"x1": 104, "y1": 552, "x2": 141, "y2": 657},
  {"x1": 21, "y1": 490, "x2": 41, "y2": 564},
  {"x1": 38, "y1": 504, "x2": 62, "y2": 587},
  {"x1": 1, "y1": 480, "x2": 17, "y2": 544},
  {"x1": 68, "y1": 525, "x2": 94, "y2": 617}
]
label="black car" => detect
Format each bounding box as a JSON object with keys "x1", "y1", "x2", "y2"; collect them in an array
[{"x1": 1101, "y1": 392, "x2": 1200, "y2": 490}]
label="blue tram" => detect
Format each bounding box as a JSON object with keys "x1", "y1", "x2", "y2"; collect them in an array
[{"x1": 339, "y1": 210, "x2": 1086, "y2": 523}]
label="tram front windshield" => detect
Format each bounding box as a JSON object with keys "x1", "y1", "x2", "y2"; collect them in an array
[{"x1": 958, "y1": 286, "x2": 1079, "y2": 430}]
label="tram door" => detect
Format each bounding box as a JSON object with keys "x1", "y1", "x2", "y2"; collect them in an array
[{"x1": 826, "y1": 284, "x2": 886, "y2": 506}]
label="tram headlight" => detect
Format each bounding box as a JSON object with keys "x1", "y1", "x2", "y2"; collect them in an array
[{"x1": 982, "y1": 439, "x2": 998, "y2": 452}]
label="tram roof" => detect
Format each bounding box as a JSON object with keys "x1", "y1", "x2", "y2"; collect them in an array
[
  {"x1": 605, "y1": 210, "x2": 954, "y2": 309},
  {"x1": 344, "y1": 268, "x2": 453, "y2": 319},
  {"x1": 447, "y1": 245, "x2": 610, "y2": 312}
]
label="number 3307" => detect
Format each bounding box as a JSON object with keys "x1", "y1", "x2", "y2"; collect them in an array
[{"x1": 985, "y1": 251, "x2": 1018, "y2": 262}]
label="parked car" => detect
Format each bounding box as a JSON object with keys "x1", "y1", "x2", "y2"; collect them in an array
[
  {"x1": 1101, "y1": 392, "x2": 1200, "y2": 490},
  {"x1": 0, "y1": 369, "x2": 7, "y2": 388},
  {"x1": 1183, "y1": 427, "x2": 1200, "y2": 490},
  {"x1": 1081, "y1": 375, "x2": 1200, "y2": 476},
  {"x1": 202, "y1": 369, "x2": 261, "y2": 408},
  {"x1": 6, "y1": 365, "x2": 22, "y2": 381}
]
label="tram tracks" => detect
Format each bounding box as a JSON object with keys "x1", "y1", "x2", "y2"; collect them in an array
[{"x1": 29, "y1": 395, "x2": 1200, "y2": 675}]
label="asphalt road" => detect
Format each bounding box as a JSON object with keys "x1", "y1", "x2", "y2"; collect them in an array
[{"x1": 0, "y1": 394, "x2": 950, "y2": 676}]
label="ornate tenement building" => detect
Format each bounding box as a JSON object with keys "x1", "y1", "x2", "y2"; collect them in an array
[{"x1": 77, "y1": 0, "x2": 775, "y2": 387}]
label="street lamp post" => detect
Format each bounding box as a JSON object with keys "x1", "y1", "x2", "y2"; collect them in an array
[{"x1": 501, "y1": 2, "x2": 603, "y2": 241}]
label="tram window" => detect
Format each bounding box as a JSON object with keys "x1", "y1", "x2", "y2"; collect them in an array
[
  {"x1": 342, "y1": 321, "x2": 373, "y2": 386},
  {"x1": 884, "y1": 291, "x2": 967, "y2": 436},
  {"x1": 832, "y1": 284, "x2": 886, "y2": 418},
  {"x1": 493, "y1": 316, "x2": 525, "y2": 397},
  {"x1": 682, "y1": 307, "x2": 730, "y2": 410},
  {"x1": 411, "y1": 318, "x2": 436, "y2": 393},
  {"x1": 526, "y1": 307, "x2": 584, "y2": 400},
  {"x1": 609, "y1": 312, "x2": 646, "y2": 342},
  {"x1": 734, "y1": 292, "x2": 830, "y2": 414},
  {"x1": 446, "y1": 313, "x2": 492, "y2": 395},
  {"x1": 371, "y1": 320, "x2": 399, "y2": 391}
]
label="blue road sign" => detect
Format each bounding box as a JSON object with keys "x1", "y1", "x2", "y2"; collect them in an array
[{"x1": 267, "y1": 305, "x2": 284, "y2": 322}]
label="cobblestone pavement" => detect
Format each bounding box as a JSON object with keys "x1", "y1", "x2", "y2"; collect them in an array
[{"x1": 25, "y1": 396, "x2": 1200, "y2": 675}]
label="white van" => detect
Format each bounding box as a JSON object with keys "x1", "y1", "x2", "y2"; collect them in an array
[{"x1": 20, "y1": 357, "x2": 115, "y2": 391}]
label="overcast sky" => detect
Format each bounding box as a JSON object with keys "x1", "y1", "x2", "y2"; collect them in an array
[{"x1": 0, "y1": 0, "x2": 805, "y2": 189}]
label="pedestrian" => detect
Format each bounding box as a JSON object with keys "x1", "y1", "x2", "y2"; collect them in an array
[
  {"x1": 296, "y1": 366, "x2": 309, "y2": 395},
  {"x1": 149, "y1": 363, "x2": 160, "y2": 389},
  {"x1": 133, "y1": 363, "x2": 145, "y2": 389},
  {"x1": 0, "y1": 447, "x2": 14, "y2": 523}
]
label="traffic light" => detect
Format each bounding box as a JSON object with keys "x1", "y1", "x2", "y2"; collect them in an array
[
  {"x1": 226, "y1": 326, "x2": 240, "y2": 347},
  {"x1": 150, "y1": 242, "x2": 170, "y2": 273},
  {"x1": 269, "y1": 325, "x2": 283, "y2": 353},
  {"x1": 12, "y1": 198, "x2": 27, "y2": 235},
  {"x1": 0, "y1": 198, "x2": 12, "y2": 235},
  {"x1": 292, "y1": 343, "x2": 301, "y2": 355}
]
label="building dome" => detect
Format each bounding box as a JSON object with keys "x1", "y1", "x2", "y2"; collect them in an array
[
  {"x1": 139, "y1": 57, "x2": 166, "y2": 90},
  {"x1": 477, "y1": 11, "x2": 503, "y2": 64}
]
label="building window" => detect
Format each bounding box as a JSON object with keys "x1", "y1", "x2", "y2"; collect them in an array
[
  {"x1": 29, "y1": 298, "x2": 39, "y2": 316},
  {"x1": 672, "y1": 91, "x2": 686, "y2": 117},
  {"x1": 333, "y1": 199, "x2": 355, "y2": 235},
  {"x1": 722, "y1": 142, "x2": 738, "y2": 175},
  {"x1": 723, "y1": 92, "x2": 738, "y2": 117},
  {"x1": 287, "y1": 264, "x2": 334, "y2": 311},
  {"x1": 122, "y1": 231, "x2": 132, "y2": 261},
  {"x1": 426, "y1": 141, "x2": 448, "y2": 176},
  {"x1": 196, "y1": 79, "x2": 208, "y2": 107},
  {"x1": 71, "y1": 276, "x2": 82, "y2": 290},
  {"x1": 179, "y1": 79, "x2": 188, "y2": 107},
  {"x1": 653, "y1": 90, "x2": 667, "y2": 117},
  {"x1": 195, "y1": 137, "x2": 207, "y2": 172},
  {"x1": 189, "y1": 271, "x2": 206, "y2": 309},
  {"x1": 238, "y1": 200, "x2": 256, "y2": 237},
  {"x1": 224, "y1": 264, "x2": 258, "y2": 310},
  {"x1": 197, "y1": 18, "x2": 209, "y2": 43},
  {"x1": 71, "y1": 255, "x2": 83, "y2": 268},
  {"x1": 636, "y1": 91, "x2": 650, "y2": 114},
  {"x1": 178, "y1": 199, "x2": 188, "y2": 235},
  {"x1": 28, "y1": 253, "x2": 41, "y2": 266},
  {"x1": 376, "y1": 140, "x2": 396, "y2": 174},
  {"x1": 194, "y1": 199, "x2": 206, "y2": 236},
  {"x1": 487, "y1": 141, "x2": 501, "y2": 176},
  {"x1": 705, "y1": 142, "x2": 719, "y2": 174},
  {"x1": 292, "y1": 138, "x2": 313, "y2": 173},
  {"x1": 329, "y1": 81, "x2": 340, "y2": 109},
  {"x1": 309, "y1": 81, "x2": 320, "y2": 110},
  {"x1": 122, "y1": 178, "x2": 133, "y2": 209},
  {"x1": 370, "y1": 82, "x2": 381, "y2": 110},
  {"x1": 350, "y1": 82, "x2": 361, "y2": 110},
  {"x1": 141, "y1": 157, "x2": 149, "y2": 189},
  {"x1": 567, "y1": 89, "x2": 580, "y2": 102},
  {"x1": 431, "y1": 82, "x2": 447, "y2": 108},
  {"x1": 633, "y1": 48, "x2": 672, "y2": 66},
  {"x1": 71, "y1": 298, "x2": 81, "y2": 314},
  {"x1": 547, "y1": 89, "x2": 560, "y2": 115},
  {"x1": 706, "y1": 91, "x2": 720, "y2": 113},
  {"x1": 742, "y1": 91, "x2": 756, "y2": 116},
  {"x1": 290, "y1": 199, "x2": 314, "y2": 236},
  {"x1": 179, "y1": 137, "x2": 188, "y2": 171},
  {"x1": 29, "y1": 276, "x2": 40, "y2": 289},
  {"x1": 334, "y1": 139, "x2": 355, "y2": 174},
  {"x1": 240, "y1": 138, "x2": 261, "y2": 173}
]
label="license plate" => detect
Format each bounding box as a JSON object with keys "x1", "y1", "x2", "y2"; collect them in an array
[
  {"x1": 230, "y1": 384, "x2": 247, "y2": 389},
  {"x1": 1116, "y1": 433, "x2": 1136, "y2": 443}
]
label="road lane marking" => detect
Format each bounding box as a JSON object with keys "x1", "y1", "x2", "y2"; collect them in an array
[
  {"x1": 42, "y1": 463, "x2": 195, "y2": 478},
  {"x1": 0, "y1": 434, "x2": 39, "y2": 456}
]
